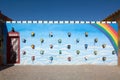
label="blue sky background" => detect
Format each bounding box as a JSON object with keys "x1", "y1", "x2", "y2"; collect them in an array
[{"x1": 0, "y1": 0, "x2": 120, "y2": 20}]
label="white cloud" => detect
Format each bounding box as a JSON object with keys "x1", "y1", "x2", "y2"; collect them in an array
[{"x1": 20, "y1": 40, "x2": 117, "y2": 65}]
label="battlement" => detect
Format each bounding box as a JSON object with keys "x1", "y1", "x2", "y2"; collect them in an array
[{"x1": 5, "y1": 21, "x2": 117, "y2": 24}]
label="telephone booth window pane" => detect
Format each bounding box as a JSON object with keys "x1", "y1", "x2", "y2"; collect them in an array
[{"x1": 10, "y1": 38, "x2": 19, "y2": 62}]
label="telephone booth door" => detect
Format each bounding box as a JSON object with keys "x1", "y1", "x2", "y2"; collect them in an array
[{"x1": 7, "y1": 29, "x2": 20, "y2": 64}]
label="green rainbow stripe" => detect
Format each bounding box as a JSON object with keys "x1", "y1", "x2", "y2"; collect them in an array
[{"x1": 94, "y1": 23, "x2": 118, "y2": 54}]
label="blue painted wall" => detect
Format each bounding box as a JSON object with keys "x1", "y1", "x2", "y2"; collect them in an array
[{"x1": 5, "y1": 23, "x2": 118, "y2": 65}]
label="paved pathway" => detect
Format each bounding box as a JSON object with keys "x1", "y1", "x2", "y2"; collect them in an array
[{"x1": 0, "y1": 65, "x2": 120, "y2": 80}]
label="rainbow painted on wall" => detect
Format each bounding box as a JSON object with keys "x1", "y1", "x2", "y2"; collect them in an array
[{"x1": 93, "y1": 23, "x2": 118, "y2": 54}]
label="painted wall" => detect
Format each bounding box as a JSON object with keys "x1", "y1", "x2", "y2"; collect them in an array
[{"x1": 5, "y1": 21, "x2": 118, "y2": 65}]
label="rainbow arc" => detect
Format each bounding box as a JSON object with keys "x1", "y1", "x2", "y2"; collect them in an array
[{"x1": 93, "y1": 23, "x2": 118, "y2": 54}]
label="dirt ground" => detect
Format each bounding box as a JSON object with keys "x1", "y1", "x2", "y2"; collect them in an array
[{"x1": 0, "y1": 65, "x2": 120, "y2": 80}]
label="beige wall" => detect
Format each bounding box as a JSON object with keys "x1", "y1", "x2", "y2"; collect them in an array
[{"x1": 116, "y1": 18, "x2": 120, "y2": 65}]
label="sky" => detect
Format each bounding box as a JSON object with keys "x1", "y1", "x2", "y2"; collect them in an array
[{"x1": 0, "y1": 0, "x2": 120, "y2": 20}]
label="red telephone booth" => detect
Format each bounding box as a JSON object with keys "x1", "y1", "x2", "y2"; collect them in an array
[{"x1": 7, "y1": 28, "x2": 20, "y2": 64}]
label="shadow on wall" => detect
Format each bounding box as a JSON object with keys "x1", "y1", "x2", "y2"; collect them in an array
[
  {"x1": 0, "y1": 21, "x2": 14, "y2": 71},
  {"x1": 7, "y1": 38, "x2": 17, "y2": 64}
]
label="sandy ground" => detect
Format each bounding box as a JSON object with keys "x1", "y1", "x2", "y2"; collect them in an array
[{"x1": 0, "y1": 65, "x2": 120, "y2": 80}]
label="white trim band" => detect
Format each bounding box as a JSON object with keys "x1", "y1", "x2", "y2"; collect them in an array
[{"x1": 6, "y1": 21, "x2": 117, "y2": 24}]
